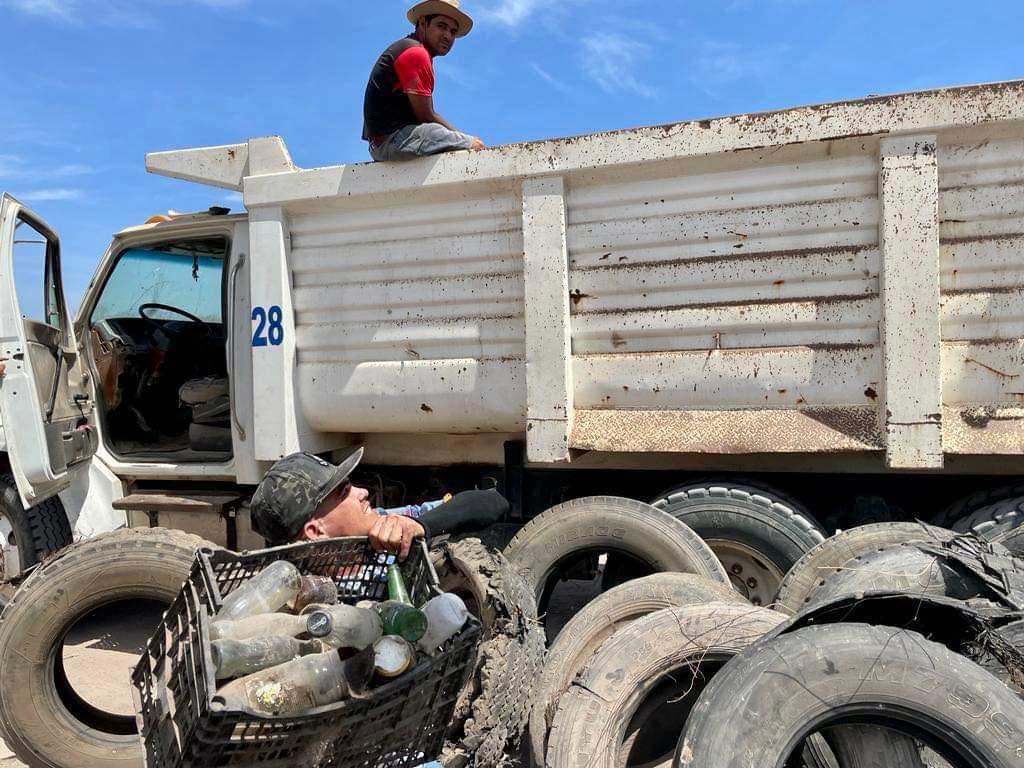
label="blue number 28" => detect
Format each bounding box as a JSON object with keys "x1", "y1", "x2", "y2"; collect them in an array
[{"x1": 252, "y1": 305, "x2": 284, "y2": 347}]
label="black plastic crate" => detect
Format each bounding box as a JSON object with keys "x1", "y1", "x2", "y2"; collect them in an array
[{"x1": 132, "y1": 538, "x2": 480, "y2": 768}]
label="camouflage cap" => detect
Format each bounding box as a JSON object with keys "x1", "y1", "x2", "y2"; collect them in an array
[{"x1": 250, "y1": 448, "x2": 364, "y2": 545}]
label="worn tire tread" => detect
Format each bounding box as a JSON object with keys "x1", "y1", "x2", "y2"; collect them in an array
[
  {"x1": 0, "y1": 526, "x2": 213, "y2": 768},
  {"x1": 438, "y1": 538, "x2": 546, "y2": 768},
  {"x1": 773, "y1": 522, "x2": 953, "y2": 615}
]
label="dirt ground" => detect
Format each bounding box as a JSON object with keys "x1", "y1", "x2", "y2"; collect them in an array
[{"x1": 0, "y1": 602, "x2": 164, "y2": 768}]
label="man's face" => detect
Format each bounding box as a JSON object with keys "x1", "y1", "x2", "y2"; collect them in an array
[
  {"x1": 301, "y1": 482, "x2": 373, "y2": 540},
  {"x1": 419, "y1": 15, "x2": 459, "y2": 56}
]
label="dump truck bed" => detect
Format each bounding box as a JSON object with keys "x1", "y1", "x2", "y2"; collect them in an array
[{"x1": 147, "y1": 80, "x2": 1024, "y2": 471}]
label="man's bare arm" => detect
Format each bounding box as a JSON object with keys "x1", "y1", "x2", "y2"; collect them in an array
[
  {"x1": 407, "y1": 93, "x2": 456, "y2": 130},
  {"x1": 407, "y1": 94, "x2": 484, "y2": 149}
]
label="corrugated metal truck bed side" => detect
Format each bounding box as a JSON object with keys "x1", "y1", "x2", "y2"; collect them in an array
[{"x1": 147, "y1": 80, "x2": 1024, "y2": 471}]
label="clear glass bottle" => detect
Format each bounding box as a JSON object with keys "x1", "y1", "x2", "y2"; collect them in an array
[
  {"x1": 210, "y1": 646, "x2": 375, "y2": 715},
  {"x1": 216, "y1": 561, "x2": 302, "y2": 622},
  {"x1": 305, "y1": 604, "x2": 382, "y2": 650},
  {"x1": 417, "y1": 593, "x2": 470, "y2": 655},
  {"x1": 209, "y1": 612, "x2": 328, "y2": 643},
  {"x1": 212, "y1": 636, "x2": 324, "y2": 679}
]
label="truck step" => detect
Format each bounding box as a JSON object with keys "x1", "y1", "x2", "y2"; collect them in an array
[
  {"x1": 113, "y1": 491, "x2": 242, "y2": 515},
  {"x1": 114, "y1": 492, "x2": 248, "y2": 550}
]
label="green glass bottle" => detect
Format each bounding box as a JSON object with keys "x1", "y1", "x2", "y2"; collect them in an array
[{"x1": 376, "y1": 565, "x2": 428, "y2": 642}]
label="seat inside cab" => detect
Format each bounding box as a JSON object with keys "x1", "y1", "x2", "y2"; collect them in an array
[{"x1": 87, "y1": 237, "x2": 231, "y2": 461}]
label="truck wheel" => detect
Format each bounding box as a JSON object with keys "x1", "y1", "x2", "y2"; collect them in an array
[
  {"x1": 806, "y1": 543, "x2": 987, "y2": 608},
  {"x1": 650, "y1": 482, "x2": 825, "y2": 607},
  {"x1": 933, "y1": 480, "x2": 1024, "y2": 528},
  {"x1": 434, "y1": 538, "x2": 546, "y2": 768},
  {"x1": 545, "y1": 603, "x2": 785, "y2": 768},
  {"x1": 773, "y1": 522, "x2": 953, "y2": 615},
  {"x1": 0, "y1": 527, "x2": 213, "y2": 768},
  {"x1": 1, "y1": 472, "x2": 72, "y2": 583},
  {"x1": 529, "y1": 573, "x2": 743, "y2": 768},
  {"x1": 676, "y1": 623, "x2": 1024, "y2": 768},
  {"x1": 503, "y1": 497, "x2": 728, "y2": 630},
  {"x1": 950, "y1": 495, "x2": 1024, "y2": 539}
]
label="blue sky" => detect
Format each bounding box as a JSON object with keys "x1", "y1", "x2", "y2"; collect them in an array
[{"x1": 2, "y1": 0, "x2": 1022, "y2": 308}]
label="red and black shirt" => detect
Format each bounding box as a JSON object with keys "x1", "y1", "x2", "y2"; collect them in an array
[{"x1": 362, "y1": 36, "x2": 435, "y2": 141}]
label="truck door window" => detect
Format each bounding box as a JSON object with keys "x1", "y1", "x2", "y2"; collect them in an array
[
  {"x1": 87, "y1": 237, "x2": 231, "y2": 461},
  {"x1": 13, "y1": 217, "x2": 63, "y2": 330},
  {"x1": 12, "y1": 216, "x2": 66, "y2": 412}
]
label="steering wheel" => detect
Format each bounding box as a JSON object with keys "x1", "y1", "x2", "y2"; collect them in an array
[{"x1": 138, "y1": 303, "x2": 210, "y2": 336}]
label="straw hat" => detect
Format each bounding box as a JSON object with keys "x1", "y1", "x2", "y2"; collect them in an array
[{"x1": 407, "y1": 0, "x2": 473, "y2": 37}]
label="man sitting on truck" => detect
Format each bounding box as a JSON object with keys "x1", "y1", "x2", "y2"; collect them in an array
[
  {"x1": 363, "y1": 0, "x2": 484, "y2": 162},
  {"x1": 249, "y1": 448, "x2": 507, "y2": 559}
]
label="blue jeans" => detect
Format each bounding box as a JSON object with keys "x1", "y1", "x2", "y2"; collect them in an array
[{"x1": 369, "y1": 123, "x2": 474, "y2": 162}]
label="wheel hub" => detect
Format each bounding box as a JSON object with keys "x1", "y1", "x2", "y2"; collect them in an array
[
  {"x1": 0, "y1": 510, "x2": 20, "y2": 584},
  {"x1": 706, "y1": 540, "x2": 783, "y2": 607}
]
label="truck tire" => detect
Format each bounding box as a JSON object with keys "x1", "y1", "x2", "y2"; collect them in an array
[
  {"x1": 528, "y1": 573, "x2": 743, "y2": 767},
  {"x1": 950, "y1": 495, "x2": 1024, "y2": 539},
  {"x1": 1, "y1": 472, "x2": 72, "y2": 582},
  {"x1": 503, "y1": 497, "x2": 728, "y2": 612},
  {"x1": 434, "y1": 538, "x2": 546, "y2": 768},
  {"x1": 650, "y1": 482, "x2": 825, "y2": 606},
  {"x1": 545, "y1": 603, "x2": 785, "y2": 768},
  {"x1": 0, "y1": 527, "x2": 213, "y2": 768},
  {"x1": 994, "y1": 525, "x2": 1024, "y2": 555},
  {"x1": 806, "y1": 543, "x2": 987, "y2": 608},
  {"x1": 773, "y1": 522, "x2": 953, "y2": 615},
  {"x1": 933, "y1": 480, "x2": 1024, "y2": 528},
  {"x1": 676, "y1": 623, "x2": 1024, "y2": 768}
]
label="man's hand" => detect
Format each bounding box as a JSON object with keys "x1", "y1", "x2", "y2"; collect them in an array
[
  {"x1": 368, "y1": 514, "x2": 425, "y2": 561},
  {"x1": 0, "y1": 357, "x2": 6, "y2": 377},
  {"x1": 469, "y1": 137, "x2": 485, "y2": 151}
]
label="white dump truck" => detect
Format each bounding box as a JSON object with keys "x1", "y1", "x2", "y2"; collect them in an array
[{"x1": 3, "y1": 79, "x2": 1024, "y2": 595}]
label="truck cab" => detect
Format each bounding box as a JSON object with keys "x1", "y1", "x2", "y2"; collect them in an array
[{"x1": 1, "y1": 195, "x2": 263, "y2": 582}]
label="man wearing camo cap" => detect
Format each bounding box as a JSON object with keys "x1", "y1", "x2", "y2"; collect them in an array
[{"x1": 249, "y1": 447, "x2": 507, "y2": 559}]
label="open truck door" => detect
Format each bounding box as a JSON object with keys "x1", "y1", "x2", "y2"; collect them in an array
[{"x1": 0, "y1": 194, "x2": 96, "y2": 507}]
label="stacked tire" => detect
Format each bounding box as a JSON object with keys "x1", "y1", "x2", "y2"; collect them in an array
[
  {"x1": 511, "y1": 492, "x2": 1024, "y2": 767},
  {"x1": 503, "y1": 491, "x2": 835, "y2": 767}
]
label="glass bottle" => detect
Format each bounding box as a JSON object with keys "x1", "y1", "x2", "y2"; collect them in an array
[
  {"x1": 373, "y1": 635, "x2": 415, "y2": 678},
  {"x1": 209, "y1": 612, "x2": 328, "y2": 643},
  {"x1": 288, "y1": 575, "x2": 338, "y2": 613},
  {"x1": 210, "y1": 646, "x2": 375, "y2": 715},
  {"x1": 216, "y1": 561, "x2": 302, "y2": 622},
  {"x1": 376, "y1": 565, "x2": 428, "y2": 642},
  {"x1": 212, "y1": 636, "x2": 323, "y2": 679},
  {"x1": 305, "y1": 604, "x2": 382, "y2": 650}
]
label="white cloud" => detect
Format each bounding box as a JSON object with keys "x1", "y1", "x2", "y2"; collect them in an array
[
  {"x1": 473, "y1": 0, "x2": 591, "y2": 28},
  {"x1": 1, "y1": 0, "x2": 250, "y2": 24},
  {"x1": 49, "y1": 163, "x2": 94, "y2": 176},
  {"x1": 476, "y1": 0, "x2": 545, "y2": 26},
  {"x1": 222, "y1": 191, "x2": 243, "y2": 204},
  {"x1": 579, "y1": 32, "x2": 656, "y2": 99},
  {"x1": 0, "y1": 155, "x2": 95, "y2": 180},
  {"x1": 530, "y1": 63, "x2": 572, "y2": 95},
  {"x1": 20, "y1": 188, "x2": 83, "y2": 201},
  {"x1": 4, "y1": 0, "x2": 75, "y2": 20},
  {"x1": 0, "y1": 155, "x2": 24, "y2": 178},
  {"x1": 692, "y1": 41, "x2": 792, "y2": 87}
]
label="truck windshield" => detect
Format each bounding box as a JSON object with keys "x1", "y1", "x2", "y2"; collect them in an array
[{"x1": 91, "y1": 246, "x2": 224, "y2": 324}]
